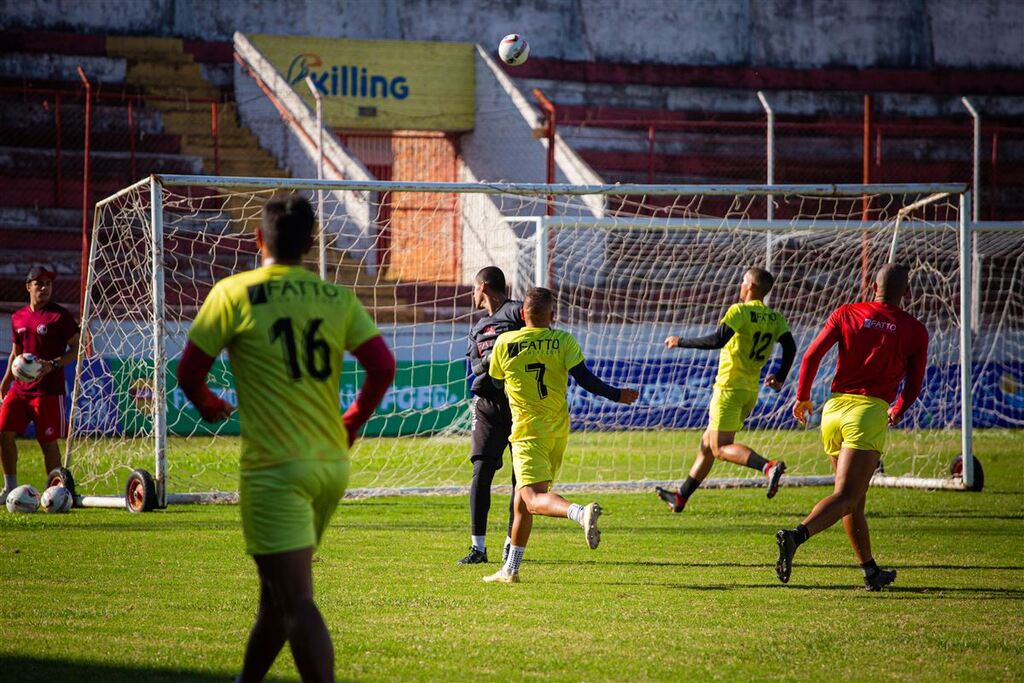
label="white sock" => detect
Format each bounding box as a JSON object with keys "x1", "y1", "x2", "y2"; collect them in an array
[
  {"x1": 471, "y1": 535, "x2": 486, "y2": 552},
  {"x1": 567, "y1": 503, "x2": 586, "y2": 527},
  {"x1": 504, "y1": 536, "x2": 512, "y2": 551},
  {"x1": 502, "y1": 545, "x2": 525, "y2": 574},
  {"x1": 3, "y1": 474, "x2": 16, "y2": 491}
]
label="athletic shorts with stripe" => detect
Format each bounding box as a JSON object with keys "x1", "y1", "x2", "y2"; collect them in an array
[
  {"x1": 0, "y1": 393, "x2": 67, "y2": 443},
  {"x1": 469, "y1": 394, "x2": 513, "y2": 467}
]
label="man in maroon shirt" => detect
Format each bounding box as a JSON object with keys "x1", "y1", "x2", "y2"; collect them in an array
[
  {"x1": 0, "y1": 266, "x2": 80, "y2": 504},
  {"x1": 776, "y1": 264, "x2": 929, "y2": 590}
]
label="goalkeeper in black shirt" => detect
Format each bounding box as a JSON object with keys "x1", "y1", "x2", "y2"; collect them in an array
[{"x1": 458, "y1": 267, "x2": 525, "y2": 565}]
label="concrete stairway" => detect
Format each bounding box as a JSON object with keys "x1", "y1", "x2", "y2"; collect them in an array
[{"x1": 106, "y1": 36, "x2": 285, "y2": 179}]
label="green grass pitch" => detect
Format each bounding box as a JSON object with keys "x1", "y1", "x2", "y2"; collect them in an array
[{"x1": 1, "y1": 430, "x2": 1022, "y2": 681}]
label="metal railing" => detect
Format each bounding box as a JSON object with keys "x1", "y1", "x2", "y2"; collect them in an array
[{"x1": 533, "y1": 90, "x2": 1024, "y2": 220}]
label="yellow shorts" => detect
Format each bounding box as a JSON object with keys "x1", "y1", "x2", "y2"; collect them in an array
[
  {"x1": 707, "y1": 386, "x2": 758, "y2": 432},
  {"x1": 820, "y1": 393, "x2": 889, "y2": 457},
  {"x1": 511, "y1": 436, "x2": 569, "y2": 487},
  {"x1": 239, "y1": 460, "x2": 350, "y2": 556}
]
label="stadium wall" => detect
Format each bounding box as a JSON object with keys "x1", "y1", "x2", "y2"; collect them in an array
[{"x1": 6, "y1": 0, "x2": 1024, "y2": 70}]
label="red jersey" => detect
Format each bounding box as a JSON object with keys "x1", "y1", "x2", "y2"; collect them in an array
[
  {"x1": 9, "y1": 303, "x2": 79, "y2": 396},
  {"x1": 797, "y1": 301, "x2": 929, "y2": 420}
]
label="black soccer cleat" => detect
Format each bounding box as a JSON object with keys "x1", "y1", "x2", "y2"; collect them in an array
[
  {"x1": 457, "y1": 546, "x2": 488, "y2": 565},
  {"x1": 775, "y1": 529, "x2": 798, "y2": 584},
  {"x1": 864, "y1": 567, "x2": 897, "y2": 592},
  {"x1": 765, "y1": 460, "x2": 786, "y2": 499},
  {"x1": 655, "y1": 486, "x2": 686, "y2": 513}
]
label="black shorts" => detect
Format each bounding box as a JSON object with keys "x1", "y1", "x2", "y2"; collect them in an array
[{"x1": 469, "y1": 394, "x2": 513, "y2": 466}]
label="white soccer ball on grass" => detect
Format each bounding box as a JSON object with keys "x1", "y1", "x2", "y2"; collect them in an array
[
  {"x1": 41, "y1": 485, "x2": 73, "y2": 514},
  {"x1": 6, "y1": 484, "x2": 41, "y2": 513}
]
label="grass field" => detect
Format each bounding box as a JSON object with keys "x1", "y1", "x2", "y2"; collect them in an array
[
  {"x1": 66, "y1": 426, "x2": 971, "y2": 496},
  {"x1": 1, "y1": 430, "x2": 1022, "y2": 681}
]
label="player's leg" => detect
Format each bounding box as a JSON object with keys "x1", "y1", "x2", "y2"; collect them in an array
[
  {"x1": 0, "y1": 395, "x2": 31, "y2": 501},
  {"x1": 250, "y1": 548, "x2": 333, "y2": 683},
  {"x1": 713, "y1": 432, "x2": 787, "y2": 499},
  {"x1": 656, "y1": 426, "x2": 715, "y2": 512},
  {"x1": 842, "y1": 483, "x2": 872, "y2": 564},
  {"x1": 503, "y1": 464, "x2": 516, "y2": 565},
  {"x1": 461, "y1": 396, "x2": 505, "y2": 564},
  {"x1": 839, "y1": 466, "x2": 895, "y2": 590},
  {"x1": 486, "y1": 485, "x2": 528, "y2": 583},
  {"x1": 775, "y1": 447, "x2": 879, "y2": 584},
  {"x1": 239, "y1": 462, "x2": 344, "y2": 681},
  {"x1": 802, "y1": 448, "x2": 880, "y2": 535},
  {"x1": 708, "y1": 389, "x2": 785, "y2": 489},
  {"x1": 34, "y1": 395, "x2": 65, "y2": 474},
  {"x1": 239, "y1": 574, "x2": 287, "y2": 682}
]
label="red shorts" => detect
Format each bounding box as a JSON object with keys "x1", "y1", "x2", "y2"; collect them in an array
[{"x1": 0, "y1": 393, "x2": 67, "y2": 442}]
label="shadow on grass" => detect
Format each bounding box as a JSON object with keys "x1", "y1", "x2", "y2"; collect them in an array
[
  {"x1": 534, "y1": 558, "x2": 1024, "y2": 571},
  {"x1": 602, "y1": 581, "x2": 1024, "y2": 598},
  {"x1": 0, "y1": 655, "x2": 231, "y2": 683},
  {"x1": 0, "y1": 654, "x2": 359, "y2": 683}
]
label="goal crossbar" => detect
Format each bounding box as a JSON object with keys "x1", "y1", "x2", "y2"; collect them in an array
[{"x1": 73, "y1": 176, "x2": 996, "y2": 510}]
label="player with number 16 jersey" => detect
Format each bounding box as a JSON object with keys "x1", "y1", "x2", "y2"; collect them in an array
[{"x1": 179, "y1": 195, "x2": 395, "y2": 682}]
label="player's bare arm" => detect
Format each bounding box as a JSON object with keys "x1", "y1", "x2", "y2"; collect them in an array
[{"x1": 0, "y1": 341, "x2": 21, "y2": 398}]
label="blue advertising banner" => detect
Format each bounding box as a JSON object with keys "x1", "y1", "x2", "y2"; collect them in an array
[
  {"x1": 1, "y1": 357, "x2": 1021, "y2": 437},
  {"x1": 560, "y1": 358, "x2": 1024, "y2": 431}
]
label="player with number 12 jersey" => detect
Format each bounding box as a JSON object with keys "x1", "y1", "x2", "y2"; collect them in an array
[{"x1": 657, "y1": 267, "x2": 796, "y2": 513}]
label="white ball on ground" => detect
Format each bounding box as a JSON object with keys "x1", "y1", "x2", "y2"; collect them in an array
[
  {"x1": 41, "y1": 485, "x2": 73, "y2": 513},
  {"x1": 7, "y1": 484, "x2": 41, "y2": 513},
  {"x1": 12, "y1": 353, "x2": 43, "y2": 383},
  {"x1": 498, "y1": 34, "x2": 530, "y2": 66}
]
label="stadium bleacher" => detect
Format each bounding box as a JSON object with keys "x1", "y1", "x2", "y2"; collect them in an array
[{"x1": 0, "y1": 30, "x2": 282, "y2": 313}]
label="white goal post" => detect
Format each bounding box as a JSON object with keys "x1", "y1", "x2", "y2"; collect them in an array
[{"x1": 67, "y1": 175, "x2": 1021, "y2": 510}]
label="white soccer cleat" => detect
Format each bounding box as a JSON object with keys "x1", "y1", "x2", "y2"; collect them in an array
[
  {"x1": 0, "y1": 488, "x2": 8, "y2": 507},
  {"x1": 483, "y1": 569, "x2": 520, "y2": 584},
  {"x1": 582, "y1": 502, "x2": 602, "y2": 549}
]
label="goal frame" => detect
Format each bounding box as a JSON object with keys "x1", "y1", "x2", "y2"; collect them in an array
[{"x1": 70, "y1": 175, "x2": 978, "y2": 509}]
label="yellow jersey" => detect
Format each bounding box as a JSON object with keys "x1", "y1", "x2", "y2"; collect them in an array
[
  {"x1": 187, "y1": 264, "x2": 380, "y2": 470},
  {"x1": 715, "y1": 300, "x2": 790, "y2": 393},
  {"x1": 489, "y1": 327, "x2": 585, "y2": 442}
]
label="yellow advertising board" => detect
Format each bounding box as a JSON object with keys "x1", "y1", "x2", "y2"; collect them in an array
[{"x1": 249, "y1": 34, "x2": 475, "y2": 131}]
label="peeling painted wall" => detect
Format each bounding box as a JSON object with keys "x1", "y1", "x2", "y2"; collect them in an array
[{"x1": 5, "y1": 0, "x2": 1023, "y2": 70}]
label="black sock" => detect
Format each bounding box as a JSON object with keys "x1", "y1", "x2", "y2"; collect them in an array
[
  {"x1": 469, "y1": 460, "x2": 499, "y2": 537},
  {"x1": 794, "y1": 523, "x2": 810, "y2": 545},
  {"x1": 679, "y1": 476, "x2": 701, "y2": 499},
  {"x1": 860, "y1": 559, "x2": 879, "y2": 578},
  {"x1": 745, "y1": 451, "x2": 770, "y2": 472}
]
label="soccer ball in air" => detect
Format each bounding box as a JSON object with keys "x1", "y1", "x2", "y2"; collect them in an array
[
  {"x1": 12, "y1": 353, "x2": 43, "y2": 383},
  {"x1": 498, "y1": 34, "x2": 530, "y2": 66},
  {"x1": 6, "y1": 484, "x2": 41, "y2": 513},
  {"x1": 41, "y1": 485, "x2": 73, "y2": 514}
]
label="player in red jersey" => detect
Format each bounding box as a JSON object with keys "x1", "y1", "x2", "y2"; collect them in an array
[
  {"x1": 0, "y1": 266, "x2": 80, "y2": 505},
  {"x1": 775, "y1": 264, "x2": 928, "y2": 590}
]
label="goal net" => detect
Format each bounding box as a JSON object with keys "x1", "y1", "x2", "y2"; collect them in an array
[{"x1": 68, "y1": 177, "x2": 1017, "y2": 506}]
